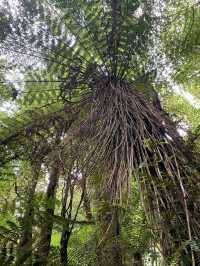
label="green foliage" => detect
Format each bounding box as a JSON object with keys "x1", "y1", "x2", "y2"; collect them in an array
[
  {"x1": 164, "y1": 94, "x2": 200, "y2": 130},
  {"x1": 121, "y1": 186, "x2": 152, "y2": 265}
]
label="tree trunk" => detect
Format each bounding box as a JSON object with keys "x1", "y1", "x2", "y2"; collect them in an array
[
  {"x1": 60, "y1": 229, "x2": 70, "y2": 266},
  {"x1": 15, "y1": 161, "x2": 41, "y2": 266},
  {"x1": 60, "y1": 176, "x2": 71, "y2": 266},
  {"x1": 34, "y1": 159, "x2": 60, "y2": 265},
  {"x1": 83, "y1": 192, "x2": 93, "y2": 221},
  {"x1": 97, "y1": 197, "x2": 123, "y2": 266}
]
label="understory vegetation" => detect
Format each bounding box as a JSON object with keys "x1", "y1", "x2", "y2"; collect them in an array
[{"x1": 0, "y1": 0, "x2": 200, "y2": 265}]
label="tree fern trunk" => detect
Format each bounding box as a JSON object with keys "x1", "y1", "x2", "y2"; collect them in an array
[{"x1": 97, "y1": 197, "x2": 123, "y2": 266}]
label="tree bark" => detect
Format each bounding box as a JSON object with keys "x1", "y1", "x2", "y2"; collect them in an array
[
  {"x1": 83, "y1": 192, "x2": 93, "y2": 221},
  {"x1": 59, "y1": 176, "x2": 84, "y2": 265},
  {"x1": 34, "y1": 158, "x2": 60, "y2": 265},
  {"x1": 60, "y1": 176, "x2": 71, "y2": 266},
  {"x1": 60, "y1": 229, "x2": 70, "y2": 266}
]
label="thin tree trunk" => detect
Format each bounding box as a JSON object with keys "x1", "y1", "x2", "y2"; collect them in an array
[
  {"x1": 60, "y1": 176, "x2": 71, "y2": 266},
  {"x1": 60, "y1": 174, "x2": 85, "y2": 265},
  {"x1": 34, "y1": 159, "x2": 60, "y2": 265},
  {"x1": 60, "y1": 229, "x2": 70, "y2": 266},
  {"x1": 15, "y1": 161, "x2": 41, "y2": 266},
  {"x1": 83, "y1": 192, "x2": 93, "y2": 221}
]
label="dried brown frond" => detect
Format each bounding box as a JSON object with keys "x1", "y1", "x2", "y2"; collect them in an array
[
  {"x1": 60, "y1": 78, "x2": 200, "y2": 263},
  {"x1": 74, "y1": 79, "x2": 175, "y2": 200}
]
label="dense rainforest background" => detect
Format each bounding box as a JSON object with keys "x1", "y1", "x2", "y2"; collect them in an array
[{"x1": 0, "y1": 0, "x2": 200, "y2": 265}]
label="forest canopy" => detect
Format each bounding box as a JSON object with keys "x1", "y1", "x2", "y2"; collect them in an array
[{"x1": 0, "y1": 0, "x2": 200, "y2": 265}]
